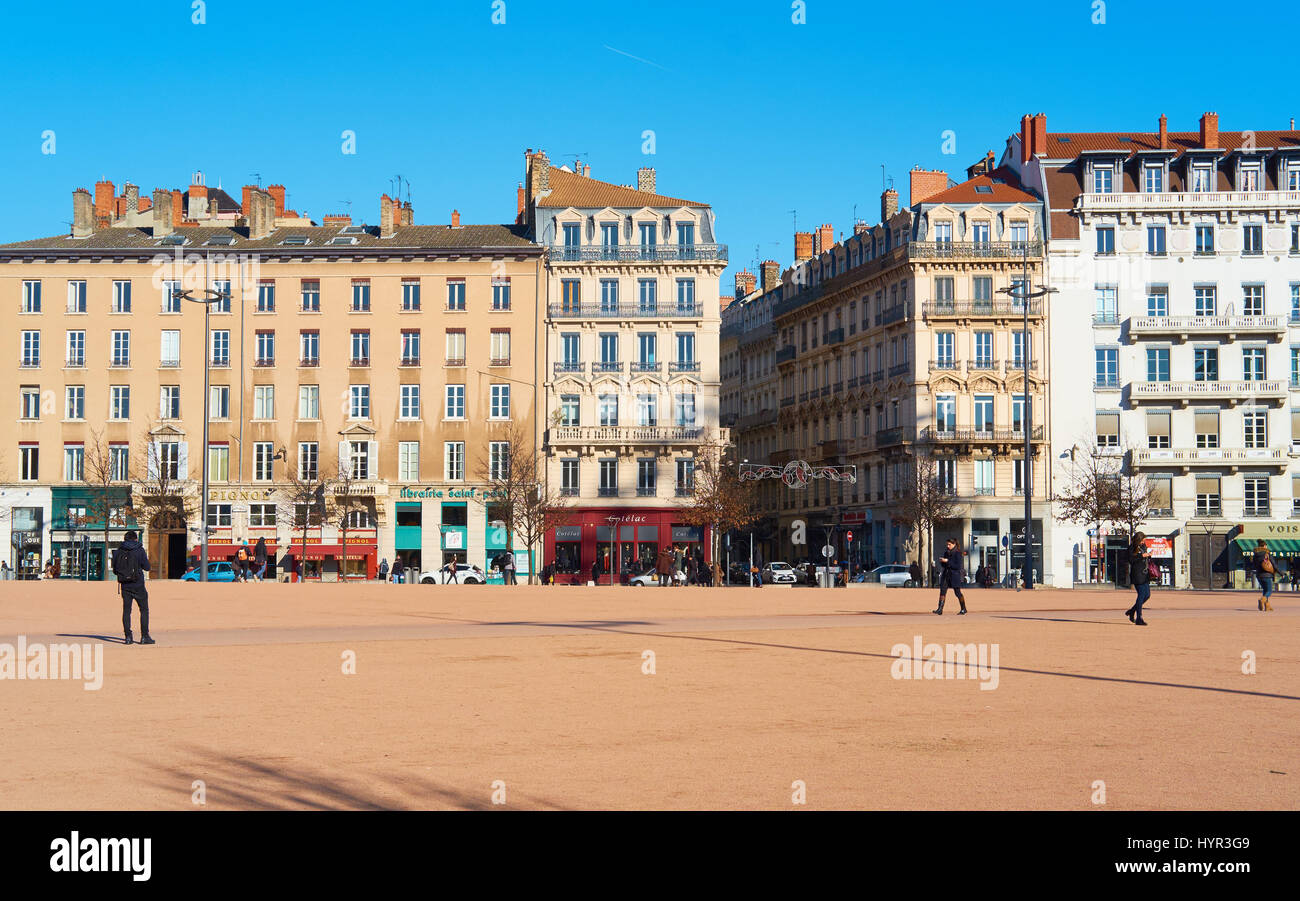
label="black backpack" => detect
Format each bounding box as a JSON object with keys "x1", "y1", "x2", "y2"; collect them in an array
[{"x1": 112, "y1": 545, "x2": 142, "y2": 583}]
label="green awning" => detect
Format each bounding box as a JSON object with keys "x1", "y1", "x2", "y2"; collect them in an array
[{"x1": 1234, "y1": 537, "x2": 1300, "y2": 555}]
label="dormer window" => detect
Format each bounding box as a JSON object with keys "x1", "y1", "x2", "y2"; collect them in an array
[
  {"x1": 562, "y1": 222, "x2": 581, "y2": 248},
  {"x1": 1240, "y1": 162, "x2": 1261, "y2": 192},
  {"x1": 1286, "y1": 161, "x2": 1300, "y2": 192},
  {"x1": 934, "y1": 221, "x2": 952, "y2": 243},
  {"x1": 1191, "y1": 163, "x2": 1214, "y2": 193},
  {"x1": 1143, "y1": 164, "x2": 1164, "y2": 193},
  {"x1": 1091, "y1": 163, "x2": 1114, "y2": 194},
  {"x1": 601, "y1": 222, "x2": 619, "y2": 248}
]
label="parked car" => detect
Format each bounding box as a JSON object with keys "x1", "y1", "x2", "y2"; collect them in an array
[
  {"x1": 762, "y1": 562, "x2": 798, "y2": 584},
  {"x1": 181, "y1": 561, "x2": 239, "y2": 582},
  {"x1": 629, "y1": 567, "x2": 686, "y2": 586},
  {"x1": 420, "y1": 563, "x2": 485, "y2": 585},
  {"x1": 867, "y1": 563, "x2": 915, "y2": 588}
]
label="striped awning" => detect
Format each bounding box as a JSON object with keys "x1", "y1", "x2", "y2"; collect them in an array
[{"x1": 1234, "y1": 537, "x2": 1300, "y2": 555}]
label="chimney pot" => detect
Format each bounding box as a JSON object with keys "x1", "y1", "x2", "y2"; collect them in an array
[
  {"x1": 1158, "y1": 114, "x2": 1169, "y2": 150},
  {"x1": 380, "y1": 193, "x2": 396, "y2": 237},
  {"x1": 451, "y1": 209, "x2": 460, "y2": 227},
  {"x1": 1200, "y1": 111, "x2": 1219, "y2": 149},
  {"x1": 152, "y1": 189, "x2": 173, "y2": 237},
  {"x1": 794, "y1": 231, "x2": 814, "y2": 261},
  {"x1": 760, "y1": 260, "x2": 780, "y2": 292},
  {"x1": 909, "y1": 168, "x2": 950, "y2": 205},
  {"x1": 636, "y1": 167, "x2": 656, "y2": 194},
  {"x1": 72, "y1": 189, "x2": 94, "y2": 238},
  {"x1": 881, "y1": 188, "x2": 899, "y2": 222}
]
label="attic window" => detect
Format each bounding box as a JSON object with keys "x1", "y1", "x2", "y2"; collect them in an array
[
  {"x1": 340, "y1": 226, "x2": 367, "y2": 235},
  {"x1": 204, "y1": 235, "x2": 236, "y2": 246},
  {"x1": 974, "y1": 185, "x2": 994, "y2": 194},
  {"x1": 1118, "y1": 137, "x2": 1131, "y2": 143},
  {"x1": 281, "y1": 235, "x2": 310, "y2": 246},
  {"x1": 1058, "y1": 136, "x2": 1071, "y2": 143},
  {"x1": 328, "y1": 236, "x2": 358, "y2": 245},
  {"x1": 159, "y1": 234, "x2": 187, "y2": 246}
]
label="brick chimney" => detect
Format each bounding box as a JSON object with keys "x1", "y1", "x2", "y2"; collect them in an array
[
  {"x1": 516, "y1": 182, "x2": 526, "y2": 220},
  {"x1": 170, "y1": 190, "x2": 184, "y2": 228},
  {"x1": 1158, "y1": 114, "x2": 1168, "y2": 150},
  {"x1": 814, "y1": 223, "x2": 834, "y2": 255},
  {"x1": 323, "y1": 214, "x2": 353, "y2": 227},
  {"x1": 794, "y1": 231, "x2": 813, "y2": 261},
  {"x1": 451, "y1": 209, "x2": 460, "y2": 227},
  {"x1": 881, "y1": 188, "x2": 899, "y2": 222},
  {"x1": 735, "y1": 269, "x2": 756, "y2": 299},
  {"x1": 1020, "y1": 114, "x2": 1033, "y2": 164},
  {"x1": 1031, "y1": 113, "x2": 1047, "y2": 158},
  {"x1": 637, "y1": 167, "x2": 656, "y2": 194},
  {"x1": 152, "y1": 189, "x2": 173, "y2": 237},
  {"x1": 760, "y1": 260, "x2": 780, "y2": 292},
  {"x1": 401, "y1": 201, "x2": 413, "y2": 226},
  {"x1": 93, "y1": 180, "x2": 115, "y2": 227},
  {"x1": 380, "y1": 194, "x2": 396, "y2": 236},
  {"x1": 250, "y1": 188, "x2": 276, "y2": 239},
  {"x1": 910, "y1": 168, "x2": 950, "y2": 205},
  {"x1": 123, "y1": 183, "x2": 139, "y2": 214},
  {"x1": 267, "y1": 185, "x2": 286, "y2": 217},
  {"x1": 1200, "y1": 111, "x2": 1219, "y2": 149},
  {"x1": 72, "y1": 189, "x2": 94, "y2": 238}
]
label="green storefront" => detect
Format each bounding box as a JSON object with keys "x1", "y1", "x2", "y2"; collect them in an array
[
  {"x1": 50, "y1": 487, "x2": 135, "y2": 580},
  {"x1": 1231, "y1": 522, "x2": 1300, "y2": 588}
]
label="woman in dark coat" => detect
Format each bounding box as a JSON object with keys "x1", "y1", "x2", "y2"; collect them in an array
[
  {"x1": 1125, "y1": 532, "x2": 1151, "y2": 626},
  {"x1": 933, "y1": 539, "x2": 967, "y2": 615},
  {"x1": 1252, "y1": 539, "x2": 1276, "y2": 611},
  {"x1": 254, "y1": 537, "x2": 268, "y2": 581}
]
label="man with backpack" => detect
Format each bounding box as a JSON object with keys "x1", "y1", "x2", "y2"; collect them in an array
[
  {"x1": 235, "y1": 541, "x2": 251, "y2": 582},
  {"x1": 112, "y1": 530, "x2": 153, "y2": 645}
]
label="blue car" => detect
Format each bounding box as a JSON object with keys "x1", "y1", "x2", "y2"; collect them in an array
[{"x1": 181, "y1": 561, "x2": 239, "y2": 582}]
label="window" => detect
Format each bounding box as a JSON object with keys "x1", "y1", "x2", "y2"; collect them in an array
[
  {"x1": 65, "y1": 385, "x2": 84, "y2": 420},
  {"x1": 1094, "y1": 286, "x2": 1117, "y2": 323},
  {"x1": 446, "y1": 279, "x2": 465, "y2": 311},
  {"x1": 974, "y1": 332, "x2": 993, "y2": 367},
  {"x1": 1243, "y1": 347, "x2": 1266, "y2": 382},
  {"x1": 445, "y1": 384, "x2": 465, "y2": 419},
  {"x1": 635, "y1": 459, "x2": 657, "y2": 496},
  {"x1": 110, "y1": 386, "x2": 130, "y2": 420},
  {"x1": 1091, "y1": 165, "x2": 1113, "y2": 193},
  {"x1": 445, "y1": 329, "x2": 466, "y2": 365},
  {"x1": 676, "y1": 459, "x2": 695, "y2": 494},
  {"x1": 675, "y1": 392, "x2": 696, "y2": 427},
  {"x1": 402, "y1": 279, "x2": 421, "y2": 311},
  {"x1": 210, "y1": 281, "x2": 231, "y2": 313},
  {"x1": 160, "y1": 330, "x2": 180, "y2": 366},
  {"x1": 66, "y1": 280, "x2": 87, "y2": 313},
  {"x1": 1244, "y1": 409, "x2": 1267, "y2": 449},
  {"x1": 559, "y1": 394, "x2": 579, "y2": 426},
  {"x1": 1242, "y1": 284, "x2": 1264, "y2": 317},
  {"x1": 1010, "y1": 221, "x2": 1028, "y2": 249},
  {"x1": 162, "y1": 280, "x2": 182, "y2": 313},
  {"x1": 249, "y1": 504, "x2": 276, "y2": 527},
  {"x1": 348, "y1": 441, "x2": 370, "y2": 480},
  {"x1": 351, "y1": 330, "x2": 370, "y2": 365},
  {"x1": 599, "y1": 279, "x2": 619, "y2": 313},
  {"x1": 444, "y1": 442, "x2": 465, "y2": 481},
  {"x1": 1195, "y1": 286, "x2": 1216, "y2": 317},
  {"x1": 298, "y1": 442, "x2": 318, "y2": 480},
  {"x1": 638, "y1": 279, "x2": 657, "y2": 314},
  {"x1": 1193, "y1": 347, "x2": 1218, "y2": 382},
  {"x1": 160, "y1": 386, "x2": 181, "y2": 419},
  {"x1": 1011, "y1": 394, "x2": 1028, "y2": 434},
  {"x1": 1195, "y1": 225, "x2": 1215, "y2": 255},
  {"x1": 300, "y1": 331, "x2": 320, "y2": 365},
  {"x1": 1195, "y1": 409, "x2": 1219, "y2": 449},
  {"x1": 112, "y1": 280, "x2": 131, "y2": 313},
  {"x1": 490, "y1": 329, "x2": 510, "y2": 365},
  {"x1": 111, "y1": 330, "x2": 131, "y2": 366},
  {"x1": 256, "y1": 281, "x2": 275, "y2": 312},
  {"x1": 21, "y1": 331, "x2": 40, "y2": 367},
  {"x1": 934, "y1": 222, "x2": 952, "y2": 243},
  {"x1": 934, "y1": 277, "x2": 954, "y2": 306},
  {"x1": 1244, "y1": 476, "x2": 1270, "y2": 516},
  {"x1": 1243, "y1": 224, "x2": 1264, "y2": 256},
  {"x1": 207, "y1": 444, "x2": 229, "y2": 482},
  {"x1": 65, "y1": 330, "x2": 85, "y2": 367},
  {"x1": 209, "y1": 385, "x2": 230, "y2": 419},
  {"x1": 1147, "y1": 225, "x2": 1166, "y2": 255},
  {"x1": 599, "y1": 459, "x2": 618, "y2": 496},
  {"x1": 489, "y1": 442, "x2": 510, "y2": 480},
  {"x1": 561, "y1": 279, "x2": 580, "y2": 312},
  {"x1": 638, "y1": 332, "x2": 657, "y2": 366},
  {"x1": 677, "y1": 332, "x2": 695, "y2": 367},
  {"x1": 253, "y1": 442, "x2": 274, "y2": 481},
  {"x1": 1012, "y1": 332, "x2": 1030, "y2": 368},
  {"x1": 974, "y1": 459, "x2": 994, "y2": 495},
  {"x1": 352, "y1": 280, "x2": 371, "y2": 312},
  {"x1": 1095, "y1": 227, "x2": 1115, "y2": 255},
  {"x1": 1013, "y1": 459, "x2": 1027, "y2": 495},
  {"x1": 676, "y1": 279, "x2": 695, "y2": 314},
  {"x1": 109, "y1": 444, "x2": 129, "y2": 481},
  {"x1": 562, "y1": 222, "x2": 581, "y2": 250},
  {"x1": 1240, "y1": 164, "x2": 1261, "y2": 192},
  {"x1": 1191, "y1": 164, "x2": 1213, "y2": 193},
  {"x1": 973, "y1": 394, "x2": 994, "y2": 432},
  {"x1": 601, "y1": 223, "x2": 620, "y2": 249},
  {"x1": 490, "y1": 384, "x2": 510, "y2": 419},
  {"x1": 400, "y1": 384, "x2": 421, "y2": 419},
  {"x1": 209, "y1": 330, "x2": 228, "y2": 366},
  {"x1": 21, "y1": 280, "x2": 41, "y2": 313},
  {"x1": 1142, "y1": 165, "x2": 1164, "y2": 193},
  {"x1": 20, "y1": 387, "x2": 40, "y2": 420},
  {"x1": 1146, "y1": 410, "x2": 1170, "y2": 449},
  {"x1": 639, "y1": 222, "x2": 657, "y2": 253},
  {"x1": 256, "y1": 330, "x2": 275, "y2": 365},
  {"x1": 254, "y1": 385, "x2": 274, "y2": 420},
  {"x1": 1147, "y1": 286, "x2": 1168, "y2": 317},
  {"x1": 206, "y1": 504, "x2": 232, "y2": 528},
  {"x1": 399, "y1": 442, "x2": 420, "y2": 481},
  {"x1": 936, "y1": 459, "x2": 956, "y2": 494},
  {"x1": 1146, "y1": 347, "x2": 1170, "y2": 382},
  {"x1": 935, "y1": 394, "x2": 956, "y2": 432},
  {"x1": 971, "y1": 222, "x2": 990, "y2": 246},
  {"x1": 561, "y1": 458, "x2": 580, "y2": 495},
  {"x1": 599, "y1": 394, "x2": 618, "y2": 427},
  {"x1": 401, "y1": 330, "x2": 421, "y2": 365},
  {"x1": 637, "y1": 393, "x2": 657, "y2": 427},
  {"x1": 935, "y1": 332, "x2": 955, "y2": 366},
  {"x1": 1096, "y1": 411, "x2": 1119, "y2": 448},
  {"x1": 491, "y1": 278, "x2": 510, "y2": 310},
  {"x1": 973, "y1": 277, "x2": 993, "y2": 307},
  {"x1": 301, "y1": 280, "x2": 320, "y2": 312},
  {"x1": 349, "y1": 384, "x2": 370, "y2": 419},
  {"x1": 298, "y1": 385, "x2": 319, "y2": 420},
  {"x1": 1195, "y1": 476, "x2": 1221, "y2": 516},
  {"x1": 19, "y1": 445, "x2": 39, "y2": 481}
]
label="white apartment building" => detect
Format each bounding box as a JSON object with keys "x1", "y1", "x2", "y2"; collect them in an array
[{"x1": 1009, "y1": 112, "x2": 1300, "y2": 588}]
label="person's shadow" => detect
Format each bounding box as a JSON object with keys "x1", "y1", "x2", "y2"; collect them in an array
[{"x1": 57, "y1": 633, "x2": 130, "y2": 644}]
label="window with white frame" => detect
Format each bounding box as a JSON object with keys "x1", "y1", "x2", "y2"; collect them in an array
[
  {"x1": 109, "y1": 444, "x2": 129, "y2": 481},
  {"x1": 112, "y1": 280, "x2": 131, "y2": 313},
  {"x1": 298, "y1": 385, "x2": 319, "y2": 420},
  {"x1": 249, "y1": 503, "x2": 276, "y2": 527},
  {"x1": 208, "y1": 329, "x2": 228, "y2": 366},
  {"x1": 160, "y1": 386, "x2": 180, "y2": 419},
  {"x1": 349, "y1": 384, "x2": 370, "y2": 418},
  {"x1": 209, "y1": 385, "x2": 230, "y2": 419},
  {"x1": 254, "y1": 385, "x2": 274, "y2": 420},
  {"x1": 110, "y1": 386, "x2": 130, "y2": 420},
  {"x1": 253, "y1": 442, "x2": 274, "y2": 481},
  {"x1": 445, "y1": 384, "x2": 465, "y2": 418},
  {"x1": 398, "y1": 442, "x2": 419, "y2": 481},
  {"x1": 400, "y1": 384, "x2": 421, "y2": 419},
  {"x1": 490, "y1": 384, "x2": 510, "y2": 419},
  {"x1": 444, "y1": 442, "x2": 465, "y2": 480},
  {"x1": 207, "y1": 443, "x2": 229, "y2": 481},
  {"x1": 22, "y1": 280, "x2": 41, "y2": 313},
  {"x1": 348, "y1": 441, "x2": 370, "y2": 479},
  {"x1": 297, "y1": 442, "x2": 318, "y2": 480},
  {"x1": 1244, "y1": 475, "x2": 1270, "y2": 516},
  {"x1": 111, "y1": 330, "x2": 131, "y2": 366},
  {"x1": 489, "y1": 441, "x2": 510, "y2": 480},
  {"x1": 65, "y1": 385, "x2": 84, "y2": 420},
  {"x1": 66, "y1": 280, "x2": 86, "y2": 313},
  {"x1": 66, "y1": 330, "x2": 85, "y2": 366}
]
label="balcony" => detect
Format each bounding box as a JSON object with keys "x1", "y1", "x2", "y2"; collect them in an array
[
  {"x1": 876, "y1": 427, "x2": 907, "y2": 448},
  {"x1": 350, "y1": 357, "x2": 370, "y2": 368},
  {"x1": 254, "y1": 357, "x2": 274, "y2": 368},
  {"x1": 629, "y1": 361, "x2": 661, "y2": 374},
  {"x1": 399, "y1": 357, "x2": 420, "y2": 367},
  {"x1": 551, "y1": 426, "x2": 703, "y2": 444},
  {"x1": 299, "y1": 357, "x2": 319, "y2": 368},
  {"x1": 591, "y1": 361, "x2": 623, "y2": 374},
  {"x1": 548, "y1": 244, "x2": 727, "y2": 263},
  {"x1": 675, "y1": 486, "x2": 694, "y2": 497},
  {"x1": 920, "y1": 425, "x2": 1045, "y2": 446},
  {"x1": 445, "y1": 357, "x2": 467, "y2": 368},
  {"x1": 929, "y1": 360, "x2": 960, "y2": 373},
  {"x1": 547, "y1": 302, "x2": 703, "y2": 319},
  {"x1": 489, "y1": 357, "x2": 510, "y2": 367},
  {"x1": 907, "y1": 240, "x2": 1043, "y2": 260},
  {"x1": 1127, "y1": 315, "x2": 1285, "y2": 343},
  {"x1": 1077, "y1": 190, "x2": 1300, "y2": 215},
  {"x1": 780, "y1": 395, "x2": 795, "y2": 408},
  {"x1": 669, "y1": 361, "x2": 701, "y2": 373},
  {"x1": 597, "y1": 487, "x2": 619, "y2": 497},
  {"x1": 636, "y1": 486, "x2": 656, "y2": 497},
  {"x1": 1132, "y1": 447, "x2": 1289, "y2": 471},
  {"x1": 1130, "y1": 380, "x2": 1288, "y2": 406},
  {"x1": 922, "y1": 299, "x2": 1044, "y2": 319},
  {"x1": 968, "y1": 359, "x2": 999, "y2": 372},
  {"x1": 880, "y1": 305, "x2": 909, "y2": 326},
  {"x1": 775, "y1": 344, "x2": 797, "y2": 365},
  {"x1": 825, "y1": 327, "x2": 845, "y2": 346},
  {"x1": 560, "y1": 487, "x2": 579, "y2": 497},
  {"x1": 553, "y1": 361, "x2": 584, "y2": 375}
]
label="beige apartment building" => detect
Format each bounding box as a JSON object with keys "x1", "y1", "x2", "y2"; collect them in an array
[
  {"x1": 520, "y1": 151, "x2": 728, "y2": 582},
  {"x1": 724, "y1": 159, "x2": 1052, "y2": 582},
  {"x1": 0, "y1": 177, "x2": 542, "y2": 580}
]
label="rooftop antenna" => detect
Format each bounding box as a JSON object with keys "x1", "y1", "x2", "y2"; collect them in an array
[
  {"x1": 338, "y1": 200, "x2": 353, "y2": 218},
  {"x1": 788, "y1": 210, "x2": 797, "y2": 233},
  {"x1": 562, "y1": 151, "x2": 591, "y2": 171},
  {"x1": 249, "y1": 173, "x2": 262, "y2": 188}
]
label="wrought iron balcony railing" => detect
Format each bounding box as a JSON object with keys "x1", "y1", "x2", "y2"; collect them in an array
[{"x1": 548, "y1": 244, "x2": 728, "y2": 263}]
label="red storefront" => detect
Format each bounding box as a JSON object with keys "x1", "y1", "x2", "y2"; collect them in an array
[{"x1": 543, "y1": 508, "x2": 711, "y2": 585}]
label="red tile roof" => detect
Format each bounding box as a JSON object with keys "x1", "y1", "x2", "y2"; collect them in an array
[
  {"x1": 1041, "y1": 130, "x2": 1300, "y2": 159},
  {"x1": 916, "y1": 167, "x2": 1037, "y2": 205},
  {"x1": 538, "y1": 166, "x2": 708, "y2": 209}
]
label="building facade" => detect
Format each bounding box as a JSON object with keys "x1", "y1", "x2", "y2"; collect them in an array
[
  {"x1": 0, "y1": 178, "x2": 542, "y2": 580},
  {"x1": 1008, "y1": 112, "x2": 1300, "y2": 588},
  {"x1": 522, "y1": 152, "x2": 728, "y2": 583}
]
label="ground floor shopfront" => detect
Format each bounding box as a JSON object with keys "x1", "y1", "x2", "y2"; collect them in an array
[{"x1": 544, "y1": 508, "x2": 712, "y2": 585}]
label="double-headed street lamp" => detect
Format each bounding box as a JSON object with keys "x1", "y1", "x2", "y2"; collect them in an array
[
  {"x1": 996, "y1": 243, "x2": 1056, "y2": 590},
  {"x1": 172, "y1": 285, "x2": 231, "y2": 582}
]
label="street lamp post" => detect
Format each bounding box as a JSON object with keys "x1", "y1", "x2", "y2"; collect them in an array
[
  {"x1": 173, "y1": 285, "x2": 231, "y2": 582},
  {"x1": 996, "y1": 242, "x2": 1056, "y2": 590}
]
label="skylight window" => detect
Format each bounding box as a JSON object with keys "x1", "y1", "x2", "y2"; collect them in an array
[
  {"x1": 974, "y1": 185, "x2": 993, "y2": 194},
  {"x1": 204, "y1": 235, "x2": 236, "y2": 246},
  {"x1": 159, "y1": 234, "x2": 187, "y2": 246},
  {"x1": 328, "y1": 236, "x2": 358, "y2": 245},
  {"x1": 340, "y1": 226, "x2": 367, "y2": 235},
  {"x1": 281, "y1": 235, "x2": 310, "y2": 246}
]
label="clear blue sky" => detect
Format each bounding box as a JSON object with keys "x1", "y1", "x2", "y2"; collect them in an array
[{"x1": 3, "y1": 0, "x2": 1298, "y2": 288}]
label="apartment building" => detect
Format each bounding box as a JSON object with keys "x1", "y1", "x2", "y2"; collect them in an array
[
  {"x1": 522, "y1": 151, "x2": 728, "y2": 583},
  {"x1": 1007, "y1": 112, "x2": 1300, "y2": 588},
  {"x1": 0, "y1": 178, "x2": 542, "y2": 579},
  {"x1": 724, "y1": 162, "x2": 1052, "y2": 582}
]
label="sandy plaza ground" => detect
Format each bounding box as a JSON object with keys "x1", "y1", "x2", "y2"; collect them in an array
[{"x1": 0, "y1": 578, "x2": 1295, "y2": 810}]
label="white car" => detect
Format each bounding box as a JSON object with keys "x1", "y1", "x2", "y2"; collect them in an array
[
  {"x1": 869, "y1": 564, "x2": 915, "y2": 588},
  {"x1": 629, "y1": 568, "x2": 686, "y2": 586},
  {"x1": 762, "y1": 562, "x2": 798, "y2": 584},
  {"x1": 421, "y1": 563, "x2": 485, "y2": 585}
]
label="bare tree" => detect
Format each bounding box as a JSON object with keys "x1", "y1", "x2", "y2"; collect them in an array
[
  {"x1": 130, "y1": 420, "x2": 196, "y2": 554},
  {"x1": 81, "y1": 429, "x2": 130, "y2": 579},
  {"x1": 678, "y1": 430, "x2": 760, "y2": 582},
  {"x1": 328, "y1": 452, "x2": 375, "y2": 581},
  {"x1": 476, "y1": 421, "x2": 572, "y2": 583},
  {"x1": 280, "y1": 443, "x2": 329, "y2": 581},
  {"x1": 1114, "y1": 448, "x2": 1160, "y2": 546},
  {"x1": 893, "y1": 447, "x2": 964, "y2": 587},
  {"x1": 1053, "y1": 439, "x2": 1158, "y2": 581}
]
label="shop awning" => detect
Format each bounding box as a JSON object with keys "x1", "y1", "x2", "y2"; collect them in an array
[
  {"x1": 1234, "y1": 537, "x2": 1300, "y2": 555},
  {"x1": 283, "y1": 543, "x2": 376, "y2": 561},
  {"x1": 193, "y1": 543, "x2": 278, "y2": 557}
]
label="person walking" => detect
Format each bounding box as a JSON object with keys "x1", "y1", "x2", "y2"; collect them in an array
[
  {"x1": 378, "y1": 557, "x2": 389, "y2": 582},
  {"x1": 254, "y1": 537, "x2": 268, "y2": 582},
  {"x1": 656, "y1": 546, "x2": 674, "y2": 587},
  {"x1": 112, "y1": 530, "x2": 153, "y2": 645},
  {"x1": 392, "y1": 556, "x2": 405, "y2": 585},
  {"x1": 445, "y1": 554, "x2": 460, "y2": 585},
  {"x1": 235, "y1": 541, "x2": 250, "y2": 582},
  {"x1": 504, "y1": 551, "x2": 517, "y2": 585},
  {"x1": 1124, "y1": 532, "x2": 1152, "y2": 625},
  {"x1": 933, "y1": 539, "x2": 968, "y2": 615},
  {"x1": 909, "y1": 560, "x2": 923, "y2": 587},
  {"x1": 1252, "y1": 539, "x2": 1276, "y2": 612}
]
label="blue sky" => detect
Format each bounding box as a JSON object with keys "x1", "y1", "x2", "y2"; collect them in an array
[{"x1": 3, "y1": 0, "x2": 1298, "y2": 288}]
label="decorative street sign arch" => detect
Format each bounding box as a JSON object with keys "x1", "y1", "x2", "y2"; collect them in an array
[{"x1": 739, "y1": 460, "x2": 857, "y2": 489}]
